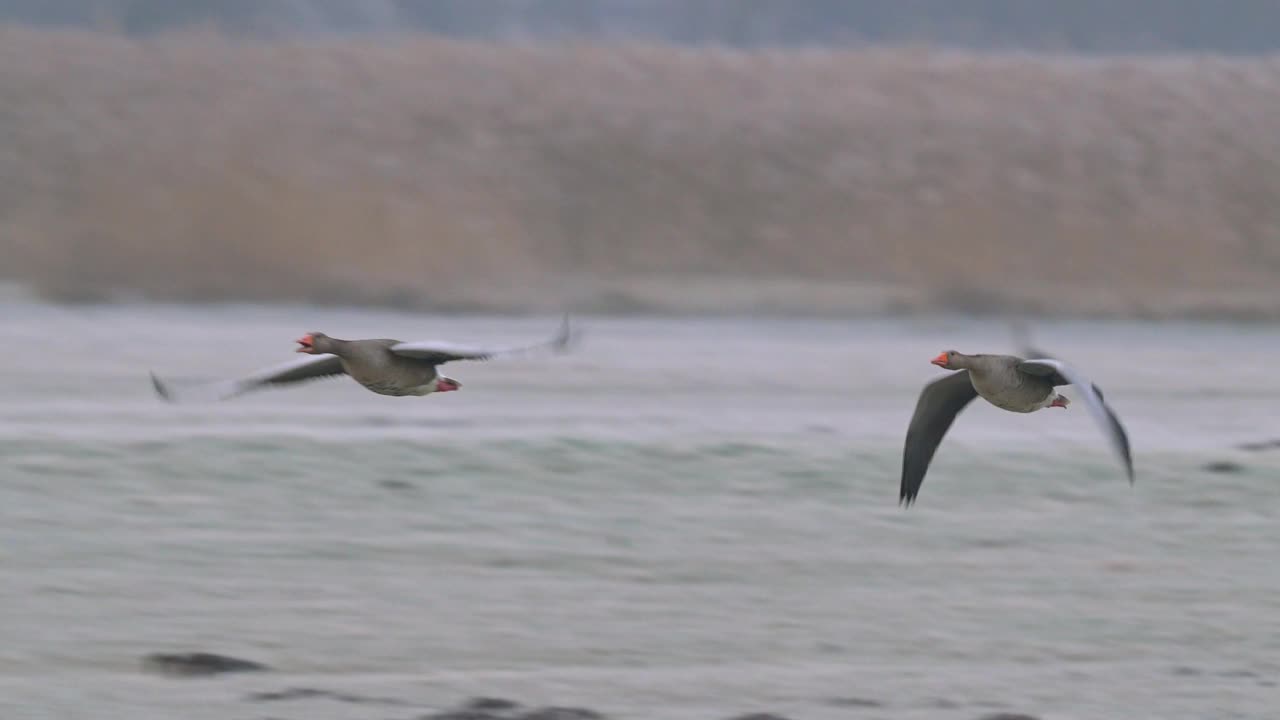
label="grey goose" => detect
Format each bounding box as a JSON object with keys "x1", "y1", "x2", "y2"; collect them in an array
[
  {"x1": 151, "y1": 316, "x2": 575, "y2": 402},
  {"x1": 900, "y1": 349, "x2": 1134, "y2": 506}
]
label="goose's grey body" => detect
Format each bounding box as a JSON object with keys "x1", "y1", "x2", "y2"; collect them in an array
[
  {"x1": 317, "y1": 338, "x2": 443, "y2": 397},
  {"x1": 961, "y1": 354, "x2": 1062, "y2": 413},
  {"x1": 151, "y1": 317, "x2": 574, "y2": 402},
  {"x1": 900, "y1": 350, "x2": 1133, "y2": 506}
]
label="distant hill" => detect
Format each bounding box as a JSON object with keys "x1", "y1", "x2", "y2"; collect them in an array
[{"x1": 3, "y1": 0, "x2": 1280, "y2": 54}]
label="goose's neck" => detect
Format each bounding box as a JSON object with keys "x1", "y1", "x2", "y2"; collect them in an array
[{"x1": 316, "y1": 337, "x2": 352, "y2": 356}]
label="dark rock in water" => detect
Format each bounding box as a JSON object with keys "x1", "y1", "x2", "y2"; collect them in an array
[
  {"x1": 421, "y1": 697, "x2": 526, "y2": 720},
  {"x1": 247, "y1": 687, "x2": 410, "y2": 706},
  {"x1": 519, "y1": 708, "x2": 606, "y2": 720},
  {"x1": 422, "y1": 699, "x2": 606, "y2": 720},
  {"x1": 976, "y1": 714, "x2": 1041, "y2": 720},
  {"x1": 379, "y1": 479, "x2": 417, "y2": 491},
  {"x1": 467, "y1": 698, "x2": 521, "y2": 712},
  {"x1": 248, "y1": 688, "x2": 328, "y2": 702},
  {"x1": 1203, "y1": 460, "x2": 1246, "y2": 474},
  {"x1": 1237, "y1": 438, "x2": 1280, "y2": 452},
  {"x1": 142, "y1": 652, "x2": 269, "y2": 676},
  {"x1": 825, "y1": 696, "x2": 885, "y2": 708}
]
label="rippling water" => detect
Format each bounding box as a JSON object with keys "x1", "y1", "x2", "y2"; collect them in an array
[{"x1": 2, "y1": 301, "x2": 1278, "y2": 720}]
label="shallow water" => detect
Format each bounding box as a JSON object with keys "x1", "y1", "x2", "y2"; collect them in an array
[{"x1": 1, "y1": 302, "x2": 1278, "y2": 719}]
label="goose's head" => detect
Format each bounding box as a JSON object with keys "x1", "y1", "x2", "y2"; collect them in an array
[
  {"x1": 931, "y1": 350, "x2": 962, "y2": 369},
  {"x1": 295, "y1": 332, "x2": 332, "y2": 354}
]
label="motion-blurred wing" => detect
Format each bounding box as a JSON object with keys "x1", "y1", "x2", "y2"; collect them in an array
[
  {"x1": 390, "y1": 315, "x2": 575, "y2": 364},
  {"x1": 150, "y1": 354, "x2": 347, "y2": 403},
  {"x1": 1009, "y1": 316, "x2": 1052, "y2": 367}
]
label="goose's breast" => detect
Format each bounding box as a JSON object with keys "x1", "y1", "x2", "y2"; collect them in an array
[
  {"x1": 972, "y1": 374, "x2": 1054, "y2": 413},
  {"x1": 359, "y1": 379, "x2": 435, "y2": 397},
  {"x1": 344, "y1": 357, "x2": 438, "y2": 397}
]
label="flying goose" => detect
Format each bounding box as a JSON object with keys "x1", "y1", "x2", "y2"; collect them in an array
[
  {"x1": 900, "y1": 349, "x2": 1134, "y2": 506},
  {"x1": 151, "y1": 316, "x2": 575, "y2": 402}
]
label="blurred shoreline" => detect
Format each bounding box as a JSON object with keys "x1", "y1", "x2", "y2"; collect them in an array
[
  {"x1": 5, "y1": 277, "x2": 1280, "y2": 322},
  {"x1": 4, "y1": 28, "x2": 1280, "y2": 321}
]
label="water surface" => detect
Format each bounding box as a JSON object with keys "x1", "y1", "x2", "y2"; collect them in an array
[{"x1": 2, "y1": 302, "x2": 1277, "y2": 719}]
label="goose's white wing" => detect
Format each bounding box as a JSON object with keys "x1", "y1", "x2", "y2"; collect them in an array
[
  {"x1": 390, "y1": 315, "x2": 575, "y2": 364},
  {"x1": 1018, "y1": 358, "x2": 1134, "y2": 483}
]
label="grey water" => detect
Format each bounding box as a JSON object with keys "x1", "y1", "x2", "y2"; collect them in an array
[{"x1": 1, "y1": 300, "x2": 1277, "y2": 720}]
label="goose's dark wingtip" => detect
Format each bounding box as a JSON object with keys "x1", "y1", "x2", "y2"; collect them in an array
[
  {"x1": 149, "y1": 372, "x2": 174, "y2": 402},
  {"x1": 552, "y1": 313, "x2": 578, "y2": 353}
]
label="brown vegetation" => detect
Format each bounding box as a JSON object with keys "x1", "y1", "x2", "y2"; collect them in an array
[{"x1": 3, "y1": 27, "x2": 1280, "y2": 317}]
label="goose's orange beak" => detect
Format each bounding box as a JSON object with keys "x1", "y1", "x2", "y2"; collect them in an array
[
  {"x1": 295, "y1": 334, "x2": 314, "y2": 352},
  {"x1": 931, "y1": 352, "x2": 949, "y2": 368}
]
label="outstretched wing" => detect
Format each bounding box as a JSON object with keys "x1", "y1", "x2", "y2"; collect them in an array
[
  {"x1": 1017, "y1": 358, "x2": 1134, "y2": 484},
  {"x1": 150, "y1": 354, "x2": 347, "y2": 403},
  {"x1": 389, "y1": 315, "x2": 575, "y2": 364},
  {"x1": 901, "y1": 371, "x2": 980, "y2": 506}
]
